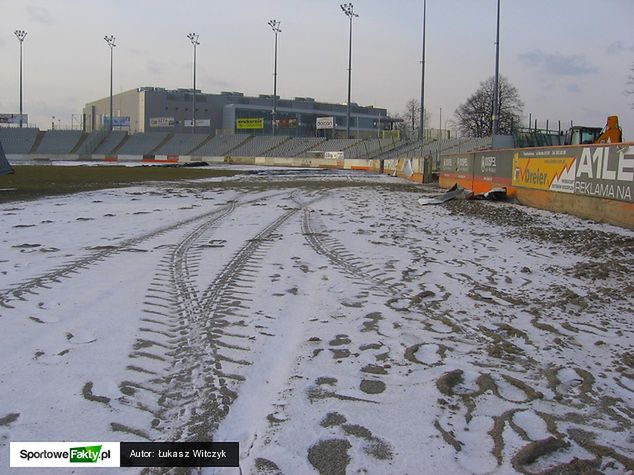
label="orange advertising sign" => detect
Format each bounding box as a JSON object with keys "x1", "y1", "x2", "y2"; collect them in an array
[{"x1": 512, "y1": 153, "x2": 577, "y2": 193}]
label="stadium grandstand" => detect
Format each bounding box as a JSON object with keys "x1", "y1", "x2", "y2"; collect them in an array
[
  {"x1": 93, "y1": 131, "x2": 127, "y2": 155},
  {"x1": 0, "y1": 140, "x2": 13, "y2": 175},
  {"x1": 228, "y1": 136, "x2": 290, "y2": 157},
  {"x1": 262, "y1": 137, "x2": 326, "y2": 157},
  {"x1": 344, "y1": 138, "x2": 399, "y2": 159},
  {"x1": 190, "y1": 134, "x2": 251, "y2": 156},
  {"x1": 0, "y1": 128, "x2": 39, "y2": 154},
  {"x1": 35, "y1": 130, "x2": 83, "y2": 154},
  {"x1": 74, "y1": 131, "x2": 109, "y2": 155},
  {"x1": 115, "y1": 132, "x2": 170, "y2": 155},
  {"x1": 373, "y1": 137, "x2": 493, "y2": 161},
  {"x1": 0, "y1": 126, "x2": 497, "y2": 164},
  {"x1": 311, "y1": 138, "x2": 361, "y2": 152},
  {"x1": 155, "y1": 133, "x2": 208, "y2": 155}
]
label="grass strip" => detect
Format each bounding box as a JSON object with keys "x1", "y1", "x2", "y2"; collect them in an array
[{"x1": 0, "y1": 165, "x2": 243, "y2": 202}]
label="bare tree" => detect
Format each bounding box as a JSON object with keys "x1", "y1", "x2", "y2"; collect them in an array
[
  {"x1": 398, "y1": 99, "x2": 430, "y2": 140},
  {"x1": 455, "y1": 76, "x2": 524, "y2": 137}
]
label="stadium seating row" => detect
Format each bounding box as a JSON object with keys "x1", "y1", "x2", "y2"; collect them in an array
[
  {"x1": 0, "y1": 128, "x2": 492, "y2": 158},
  {"x1": 229, "y1": 135, "x2": 289, "y2": 157},
  {"x1": 0, "y1": 128, "x2": 39, "y2": 154},
  {"x1": 36, "y1": 131, "x2": 83, "y2": 154},
  {"x1": 262, "y1": 137, "x2": 326, "y2": 157},
  {"x1": 374, "y1": 137, "x2": 493, "y2": 161}
]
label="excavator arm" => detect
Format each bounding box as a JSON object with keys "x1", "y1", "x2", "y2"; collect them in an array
[{"x1": 595, "y1": 115, "x2": 622, "y2": 144}]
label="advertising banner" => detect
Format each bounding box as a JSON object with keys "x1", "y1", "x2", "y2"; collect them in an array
[
  {"x1": 316, "y1": 117, "x2": 335, "y2": 130},
  {"x1": 442, "y1": 155, "x2": 474, "y2": 177},
  {"x1": 512, "y1": 145, "x2": 633, "y2": 201},
  {"x1": 325, "y1": 151, "x2": 344, "y2": 160},
  {"x1": 381, "y1": 130, "x2": 400, "y2": 140},
  {"x1": 236, "y1": 118, "x2": 264, "y2": 130},
  {"x1": 274, "y1": 118, "x2": 297, "y2": 128},
  {"x1": 184, "y1": 119, "x2": 211, "y2": 127},
  {"x1": 150, "y1": 117, "x2": 175, "y2": 128},
  {"x1": 103, "y1": 116, "x2": 130, "y2": 127},
  {"x1": 474, "y1": 150, "x2": 514, "y2": 186},
  {"x1": 0, "y1": 113, "x2": 28, "y2": 125}
]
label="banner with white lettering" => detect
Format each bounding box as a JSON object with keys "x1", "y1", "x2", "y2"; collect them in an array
[{"x1": 511, "y1": 145, "x2": 634, "y2": 202}]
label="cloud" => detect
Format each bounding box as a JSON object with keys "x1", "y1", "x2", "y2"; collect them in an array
[
  {"x1": 518, "y1": 49, "x2": 597, "y2": 76},
  {"x1": 606, "y1": 41, "x2": 634, "y2": 55},
  {"x1": 566, "y1": 84, "x2": 581, "y2": 94},
  {"x1": 147, "y1": 60, "x2": 163, "y2": 75},
  {"x1": 580, "y1": 107, "x2": 612, "y2": 123},
  {"x1": 27, "y1": 6, "x2": 52, "y2": 25},
  {"x1": 201, "y1": 74, "x2": 231, "y2": 89},
  {"x1": 128, "y1": 48, "x2": 148, "y2": 57},
  {"x1": 207, "y1": 78, "x2": 231, "y2": 89}
]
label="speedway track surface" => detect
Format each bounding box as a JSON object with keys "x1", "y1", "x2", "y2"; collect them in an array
[{"x1": 0, "y1": 169, "x2": 632, "y2": 474}]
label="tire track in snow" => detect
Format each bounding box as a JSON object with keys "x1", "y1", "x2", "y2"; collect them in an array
[
  {"x1": 298, "y1": 201, "x2": 404, "y2": 298},
  {"x1": 105, "y1": 197, "x2": 245, "y2": 442},
  {"x1": 273, "y1": 194, "x2": 406, "y2": 472},
  {"x1": 108, "y1": 190, "x2": 318, "y2": 443},
  {"x1": 0, "y1": 196, "x2": 251, "y2": 309}
]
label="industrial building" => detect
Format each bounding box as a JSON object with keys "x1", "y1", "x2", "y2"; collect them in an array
[{"x1": 82, "y1": 87, "x2": 398, "y2": 138}]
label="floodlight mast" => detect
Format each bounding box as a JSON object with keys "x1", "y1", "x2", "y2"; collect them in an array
[
  {"x1": 104, "y1": 35, "x2": 116, "y2": 132},
  {"x1": 268, "y1": 20, "x2": 281, "y2": 136},
  {"x1": 187, "y1": 33, "x2": 200, "y2": 134},
  {"x1": 14, "y1": 30, "x2": 27, "y2": 128},
  {"x1": 419, "y1": 1, "x2": 426, "y2": 141},
  {"x1": 340, "y1": 3, "x2": 358, "y2": 139},
  {"x1": 492, "y1": 0, "x2": 501, "y2": 143}
]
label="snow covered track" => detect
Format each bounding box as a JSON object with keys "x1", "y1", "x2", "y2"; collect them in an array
[
  {"x1": 0, "y1": 194, "x2": 251, "y2": 309},
  {"x1": 299, "y1": 204, "x2": 403, "y2": 297},
  {"x1": 0, "y1": 171, "x2": 632, "y2": 475},
  {"x1": 107, "y1": 190, "x2": 326, "y2": 446}
]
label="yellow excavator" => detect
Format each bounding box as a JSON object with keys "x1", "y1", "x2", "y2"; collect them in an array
[{"x1": 564, "y1": 115, "x2": 623, "y2": 145}]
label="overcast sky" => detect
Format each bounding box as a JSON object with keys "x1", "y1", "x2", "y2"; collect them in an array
[{"x1": 1, "y1": 0, "x2": 633, "y2": 137}]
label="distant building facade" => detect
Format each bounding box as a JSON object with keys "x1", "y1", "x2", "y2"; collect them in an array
[{"x1": 83, "y1": 87, "x2": 398, "y2": 138}]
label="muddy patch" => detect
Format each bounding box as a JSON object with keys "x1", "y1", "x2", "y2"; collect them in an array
[
  {"x1": 82, "y1": 382, "x2": 110, "y2": 405},
  {"x1": 330, "y1": 349, "x2": 351, "y2": 359},
  {"x1": 307, "y1": 438, "x2": 352, "y2": 475},
  {"x1": 320, "y1": 412, "x2": 347, "y2": 428},
  {"x1": 341, "y1": 423, "x2": 393, "y2": 460},
  {"x1": 254, "y1": 457, "x2": 282, "y2": 474},
  {"x1": 0, "y1": 413, "x2": 20, "y2": 426},
  {"x1": 361, "y1": 364, "x2": 388, "y2": 375},
  {"x1": 329, "y1": 335, "x2": 351, "y2": 346},
  {"x1": 359, "y1": 379, "x2": 386, "y2": 394},
  {"x1": 361, "y1": 312, "x2": 383, "y2": 333}
]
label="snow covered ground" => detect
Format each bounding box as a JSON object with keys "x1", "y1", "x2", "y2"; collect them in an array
[{"x1": 0, "y1": 168, "x2": 632, "y2": 474}]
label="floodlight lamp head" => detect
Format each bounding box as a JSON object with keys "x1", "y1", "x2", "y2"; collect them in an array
[
  {"x1": 340, "y1": 3, "x2": 357, "y2": 17},
  {"x1": 14, "y1": 30, "x2": 27, "y2": 42},
  {"x1": 104, "y1": 35, "x2": 116, "y2": 48},
  {"x1": 268, "y1": 20, "x2": 281, "y2": 33},
  {"x1": 187, "y1": 33, "x2": 200, "y2": 45}
]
